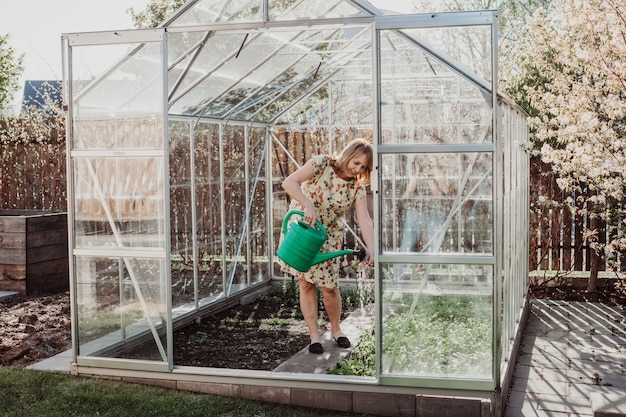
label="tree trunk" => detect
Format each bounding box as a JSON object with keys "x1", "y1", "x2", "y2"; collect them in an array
[
  {"x1": 588, "y1": 214, "x2": 599, "y2": 293},
  {"x1": 588, "y1": 248, "x2": 598, "y2": 293}
]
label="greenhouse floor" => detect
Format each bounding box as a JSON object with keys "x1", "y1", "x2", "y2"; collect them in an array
[{"x1": 28, "y1": 300, "x2": 626, "y2": 417}]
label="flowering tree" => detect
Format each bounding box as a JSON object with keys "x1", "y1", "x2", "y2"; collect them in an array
[
  {"x1": 0, "y1": 34, "x2": 24, "y2": 115},
  {"x1": 411, "y1": 0, "x2": 553, "y2": 75},
  {"x1": 128, "y1": 0, "x2": 186, "y2": 29},
  {"x1": 504, "y1": 0, "x2": 626, "y2": 290}
]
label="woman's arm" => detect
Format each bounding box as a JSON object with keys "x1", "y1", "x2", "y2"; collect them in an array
[
  {"x1": 402, "y1": 159, "x2": 420, "y2": 198},
  {"x1": 354, "y1": 197, "x2": 374, "y2": 266},
  {"x1": 281, "y1": 159, "x2": 317, "y2": 224}
]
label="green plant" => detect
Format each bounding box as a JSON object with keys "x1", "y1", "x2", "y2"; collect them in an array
[
  {"x1": 382, "y1": 295, "x2": 492, "y2": 377},
  {"x1": 327, "y1": 326, "x2": 376, "y2": 377},
  {"x1": 260, "y1": 317, "x2": 294, "y2": 325},
  {"x1": 329, "y1": 294, "x2": 493, "y2": 378}
]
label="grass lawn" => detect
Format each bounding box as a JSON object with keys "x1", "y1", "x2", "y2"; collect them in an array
[{"x1": 0, "y1": 367, "x2": 370, "y2": 417}]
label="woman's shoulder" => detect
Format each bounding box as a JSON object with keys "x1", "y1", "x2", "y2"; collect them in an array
[
  {"x1": 310, "y1": 154, "x2": 331, "y2": 169},
  {"x1": 311, "y1": 154, "x2": 330, "y2": 163}
]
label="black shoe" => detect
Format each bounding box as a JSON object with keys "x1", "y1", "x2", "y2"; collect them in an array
[
  {"x1": 333, "y1": 336, "x2": 351, "y2": 348},
  {"x1": 308, "y1": 342, "x2": 323, "y2": 354}
]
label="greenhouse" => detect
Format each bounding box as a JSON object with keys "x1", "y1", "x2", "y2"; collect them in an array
[{"x1": 62, "y1": 0, "x2": 529, "y2": 415}]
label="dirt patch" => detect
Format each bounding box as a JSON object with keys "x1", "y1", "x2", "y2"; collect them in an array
[
  {"x1": 530, "y1": 284, "x2": 626, "y2": 306},
  {"x1": 1, "y1": 281, "x2": 624, "y2": 369},
  {"x1": 0, "y1": 292, "x2": 71, "y2": 367}
]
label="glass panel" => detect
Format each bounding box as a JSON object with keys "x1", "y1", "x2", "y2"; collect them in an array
[
  {"x1": 168, "y1": 0, "x2": 263, "y2": 26},
  {"x1": 169, "y1": 121, "x2": 195, "y2": 308},
  {"x1": 269, "y1": 0, "x2": 370, "y2": 20},
  {"x1": 403, "y1": 26, "x2": 493, "y2": 84},
  {"x1": 72, "y1": 42, "x2": 163, "y2": 136},
  {"x1": 194, "y1": 123, "x2": 224, "y2": 300},
  {"x1": 223, "y1": 125, "x2": 247, "y2": 293},
  {"x1": 380, "y1": 262, "x2": 493, "y2": 379},
  {"x1": 70, "y1": 42, "x2": 164, "y2": 151},
  {"x1": 171, "y1": 32, "x2": 246, "y2": 104},
  {"x1": 269, "y1": 26, "x2": 372, "y2": 125},
  {"x1": 330, "y1": 72, "x2": 373, "y2": 126},
  {"x1": 379, "y1": 31, "x2": 492, "y2": 145},
  {"x1": 73, "y1": 157, "x2": 165, "y2": 249},
  {"x1": 380, "y1": 152, "x2": 493, "y2": 255},
  {"x1": 168, "y1": 32, "x2": 207, "y2": 99},
  {"x1": 170, "y1": 25, "x2": 373, "y2": 121},
  {"x1": 76, "y1": 256, "x2": 167, "y2": 362},
  {"x1": 248, "y1": 127, "x2": 269, "y2": 285}
]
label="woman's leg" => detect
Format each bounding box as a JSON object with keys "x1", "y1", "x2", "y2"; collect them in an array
[
  {"x1": 321, "y1": 286, "x2": 344, "y2": 339},
  {"x1": 299, "y1": 277, "x2": 320, "y2": 343},
  {"x1": 400, "y1": 207, "x2": 420, "y2": 252}
]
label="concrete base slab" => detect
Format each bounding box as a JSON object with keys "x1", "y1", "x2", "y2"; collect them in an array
[
  {"x1": 0, "y1": 291, "x2": 19, "y2": 302},
  {"x1": 27, "y1": 348, "x2": 72, "y2": 373}
]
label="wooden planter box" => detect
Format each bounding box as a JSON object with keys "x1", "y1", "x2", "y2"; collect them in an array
[{"x1": 0, "y1": 211, "x2": 68, "y2": 295}]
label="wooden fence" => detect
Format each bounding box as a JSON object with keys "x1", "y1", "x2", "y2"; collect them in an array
[
  {"x1": 0, "y1": 119, "x2": 66, "y2": 212},
  {"x1": 1, "y1": 120, "x2": 622, "y2": 275},
  {"x1": 530, "y1": 156, "x2": 625, "y2": 274}
]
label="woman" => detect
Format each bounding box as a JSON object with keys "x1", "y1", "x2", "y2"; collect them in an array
[
  {"x1": 400, "y1": 154, "x2": 451, "y2": 254},
  {"x1": 280, "y1": 138, "x2": 375, "y2": 354}
]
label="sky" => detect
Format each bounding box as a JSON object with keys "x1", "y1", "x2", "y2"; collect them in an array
[{"x1": 1, "y1": 0, "x2": 416, "y2": 112}]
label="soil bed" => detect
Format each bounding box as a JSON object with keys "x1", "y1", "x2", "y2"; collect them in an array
[{"x1": 125, "y1": 284, "x2": 363, "y2": 369}]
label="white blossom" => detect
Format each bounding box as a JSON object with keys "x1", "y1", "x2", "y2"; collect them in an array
[{"x1": 503, "y1": 0, "x2": 626, "y2": 271}]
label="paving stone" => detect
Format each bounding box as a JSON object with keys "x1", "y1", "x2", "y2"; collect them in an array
[
  {"x1": 241, "y1": 384, "x2": 291, "y2": 404},
  {"x1": 538, "y1": 392, "x2": 592, "y2": 414},
  {"x1": 292, "y1": 388, "x2": 352, "y2": 412},
  {"x1": 415, "y1": 395, "x2": 481, "y2": 417},
  {"x1": 352, "y1": 392, "x2": 415, "y2": 416},
  {"x1": 590, "y1": 392, "x2": 626, "y2": 417}
]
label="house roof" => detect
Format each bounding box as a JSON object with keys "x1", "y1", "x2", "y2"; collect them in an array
[{"x1": 21, "y1": 80, "x2": 62, "y2": 112}]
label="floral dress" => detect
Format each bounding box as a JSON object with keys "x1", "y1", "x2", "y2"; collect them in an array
[{"x1": 279, "y1": 155, "x2": 367, "y2": 288}]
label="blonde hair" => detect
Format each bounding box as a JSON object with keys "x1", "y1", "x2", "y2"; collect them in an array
[{"x1": 331, "y1": 138, "x2": 373, "y2": 185}]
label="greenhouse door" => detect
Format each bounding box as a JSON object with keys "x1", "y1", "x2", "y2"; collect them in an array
[
  {"x1": 64, "y1": 29, "x2": 172, "y2": 371},
  {"x1": 374, "y1": 12, "x2": 499, "y2": 390}
]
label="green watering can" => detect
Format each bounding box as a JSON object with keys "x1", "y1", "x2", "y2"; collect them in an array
[{"x1": 277, "y1": 210, "x2": 365, "y2": 273}]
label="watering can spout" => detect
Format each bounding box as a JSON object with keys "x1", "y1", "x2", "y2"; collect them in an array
[{"x1": 311, "y1": 247, "x2": 366, "y2": 266}]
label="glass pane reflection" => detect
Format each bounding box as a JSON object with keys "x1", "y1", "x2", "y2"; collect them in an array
[
  {"x1": 76, "y1": 256, "x2": 167, "y2": 361},
  {"x1": 380, "y1": 263, "x2": 493, "y2": 379},
  {"x1": 380, "y1": 153, "x2": 492, "y2": 254}
]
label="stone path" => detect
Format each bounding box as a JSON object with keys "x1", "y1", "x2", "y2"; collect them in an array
[{"x1": 504, "y1": 300, "x2": 626, "y2": 417}]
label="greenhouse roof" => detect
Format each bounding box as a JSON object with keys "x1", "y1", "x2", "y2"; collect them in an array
[
  {"x1": 163, "y1": 0, "x2": 391, "y2": 122},
  {"x1": 69, "y1": 0, "x2": 496, "y2": 124}
]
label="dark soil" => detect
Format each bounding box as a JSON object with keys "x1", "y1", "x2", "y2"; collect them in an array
[
  {"x1": 124, "y1": 284, "x2": 363, "y2": 370},
  {"x1": 0, "y1": 291, "x2": 71, "y2": 367},
  {"x1": 1, "y1": 281, "x2": 624, "y2": 369},
  {"x1": 530, "y1": 284, "x2": 626, "y2": 306},
  {"x1": 172, "y1": 293, "x2": 312, "y2": 369}
]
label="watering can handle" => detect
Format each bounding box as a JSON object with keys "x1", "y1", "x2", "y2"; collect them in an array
[{"x1": 283, "y1": 210, "x2": 327, "y2": 240}]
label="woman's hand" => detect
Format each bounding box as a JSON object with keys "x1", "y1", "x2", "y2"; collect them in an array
[
  {"x1": 303, "y1": 204, "x2": 317, "y2": 225},
  {"x1": 360, "y1": 248, "x2": 374, "y2": 266}
]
